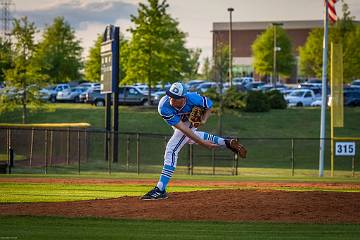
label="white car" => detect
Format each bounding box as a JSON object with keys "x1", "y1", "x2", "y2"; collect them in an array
[
  {"x1": 285, "y1": 89, "x2": 318, "y2": 107},
  {"x1": 79, "y1": 82, "x2": 100, "y2": 89},
  {"x1": 40, "y1": 84, "x2": 71, "y2": 102},
  {"x1": 56, "y1": 87, "x2": 88, "y2": 102}
]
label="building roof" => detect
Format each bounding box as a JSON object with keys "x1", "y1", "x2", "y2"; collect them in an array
[{"x1": 213, "y1": 20, "x2": 360, "y2": 31}]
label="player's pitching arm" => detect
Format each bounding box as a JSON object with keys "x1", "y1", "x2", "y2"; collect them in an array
[
  {"x1": 201, "y1": 108, "x2": 212, "y2": 125},
  {"x1": 174, "y1": 121, "x2": 218, "y2": 149}
]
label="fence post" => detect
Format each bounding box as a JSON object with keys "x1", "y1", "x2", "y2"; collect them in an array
[
  {"x1": 108, "y1": 132, "x2": 112, "y2": 175},
  {"x1": 44, "y1": 129, "x2": 48, "y2": 174},
  {"x1": 77, "y1": 130, "x2": 81, "y2": 175},
  {"x1": 291, "y1": 138, "x2": 295, "y2": 176},
  {"x1": 136, "y1": 133, "x2": 140, "y2": 175},
  {"x1": 7, "y1": 129, "x2": 11, "y2": 163},
  {"x1": 189, "y1": 144, "x2": 193, "y2": 175},
  {"x1": 105, "y1": 131, "x2": 112, "y2": 175},
  {"x1": 29, "y1": 128, "x2": 34, "y2": 167},
  {"x1": 66, "y1": 128, "x2": 70, "y2": 165},
  {"x1": 212, "y1": 148, "x2": 215, "y2": 175},
  {"x1": 49, "y1": 130, "x2": 53, "y2": 166},
  {"x1": 126, "y1": 135, "x2": 130, "y2": 171},
  {"x1": 8, "y1": 147, "x2": 14, "y2": 174},
  {"x1": 232, "y1": 153, "x2": 239, "y2": 176},
  {"x1": 84, "y1": 129, "x2": 88, "y2": 163}
]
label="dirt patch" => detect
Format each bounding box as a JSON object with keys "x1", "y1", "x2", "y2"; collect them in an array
[
  {"x1": 1, "y1": 178, "x2": 360, "y2": 223},
  {"x1": 1, "y1": 177, "x2": 360, "y2": 191}
]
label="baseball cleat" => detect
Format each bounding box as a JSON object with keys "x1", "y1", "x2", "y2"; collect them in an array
[
  {"x1": 140, "y1": 187, "x2": 168, "y2": 200},
  {"x1": 225, "y1": 138, "x2": 247, "y2": 158}
]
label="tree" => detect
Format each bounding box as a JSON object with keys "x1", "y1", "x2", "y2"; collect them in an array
[
  {"x1": 299, "y1": 0, "x2": 360, "y2": 82},
  {"x1": 183, "y1": 48, "x2": 201, "y2": 80},
  {"x1": 85, "y1": 33, "x2": 129, "y2": 84},
  {"x1": 298, "y1": 28, "x2": 325, "y2": 78},
  {"x1": 36, "y1": 16, "x2": 83, "y2": 83},
  {"x1": 0, "y1": 37, "x2": 12, "y2": 83},
  {"x1": 201, "y1": 57, "x2": 211, "y2": 80},
  {"x1": 252, "y1": 26, "x2": 295, "y2": 78},
  {"x1": 125, "y1": 0, "x2": 190, "y2": 102},
  {"x1": 84, "y1": 35, "x2": 102, "y2": 82},
  {"x1": 213, "y1": 44, "x2": 229, "y2": 84},
  {"x1": 0, "y1": 17, "x2": 48, "y2": 123},
  {"x1": 343, "y1": 25, "x2": 360, "y2": 81}
]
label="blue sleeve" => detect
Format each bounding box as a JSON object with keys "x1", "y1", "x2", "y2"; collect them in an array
[
  {"x1": 187, "y1": 93, "x2": 213, "y2": 109},
  {"x1": 158, "y1": 99, "x2": 180, "y2": 126}
]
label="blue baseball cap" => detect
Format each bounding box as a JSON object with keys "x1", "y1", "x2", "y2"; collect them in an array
[{"x1": 166, "y1": 82, "x2": 187, "y2": 99}]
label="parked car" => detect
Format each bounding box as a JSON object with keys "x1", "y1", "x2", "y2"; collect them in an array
[
  {"x1": 186, "y1": 80, "x2": 206, "y2": 92},
  {"x1": 56, "y1": 87, "x2": 88, "y2": 103},
  {"x1": 344, "y1": 91, "x2": 360, "y2": 106},
  {"x1": 79, "y1": 86, "x2": 100, "y2": 102},
  {"x1": 89, "y1": 86, "x2": 154, "y2": 107},
  {"x1": 40, "y1": 84, "x2": 71, "y2": 102},
  {"x1": 244, "y1": 82, "x2": 265, "y2": 91},
  {"x1": 260, "y1": 84, "x2": 287, "y2": 92},
  {"x1": 233, "y1": 77, "x2": 254, "y2": 86},
  {"x1": 79, "y1": 82, "x2": 100, "y2": 89},
  {"x1": 196, "y1": 82, "x2": 218, "y2": 93},
  {"x1": 298, "y1": 79, "x2": 322, "y2": 88},
  {"x1": 285, "y1": 89, "x2": 319, "y2": 107},
  {"x1": 350, "y1": 79, "x2": 360, "y2": 88}
]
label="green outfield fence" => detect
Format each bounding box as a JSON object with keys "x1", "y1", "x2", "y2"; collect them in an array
[{"x1": 0, "y1": 126, "x2": 359, "y2": 177}]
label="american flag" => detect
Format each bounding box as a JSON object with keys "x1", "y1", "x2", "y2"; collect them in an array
[{"x1": 327, "y1": 0, "x2": 338, "y2": 24}]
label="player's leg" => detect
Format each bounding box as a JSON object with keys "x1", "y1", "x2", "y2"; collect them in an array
[
  {"x1": 193, "y1": 131, "x2": 245, "y2": 156},
  {"x1": 141, "y1": 128, "x2": 190, "y2": 200},
  {"x1": 193, "y1": 131, "x2": 226, "y2": 146}
]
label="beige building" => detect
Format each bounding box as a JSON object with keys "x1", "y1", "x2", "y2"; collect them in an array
[{"x1": 212, "y1": 20, "x2": 325, "y2": 83}]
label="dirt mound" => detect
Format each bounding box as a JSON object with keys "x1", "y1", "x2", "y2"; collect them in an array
[{"x1": 1, "y1": 189, "x2": 360, "y2": 223}]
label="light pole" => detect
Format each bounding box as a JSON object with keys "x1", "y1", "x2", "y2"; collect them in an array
[
  {"x1": 228, "y1": 7, "x2": 234, "y2": 87},
  {"x1": 272, "y1": 22, "x2": 283, "y2": 88}
]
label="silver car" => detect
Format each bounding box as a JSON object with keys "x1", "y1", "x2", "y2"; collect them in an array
[{"x1": 56, "y1": 87, "x2": 88, "y2": 103}]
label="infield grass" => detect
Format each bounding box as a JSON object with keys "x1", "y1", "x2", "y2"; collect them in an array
[
  {"x1": 0, "y1": 216, "x2": 359, "y2": 240},
  {"x1": 0, "y1": 173, "x2": 359, "y2": 203}
]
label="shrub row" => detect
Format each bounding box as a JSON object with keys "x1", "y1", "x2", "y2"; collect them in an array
[{"x1": 203, "y1": 87, "x2": 287, "y2": 112}]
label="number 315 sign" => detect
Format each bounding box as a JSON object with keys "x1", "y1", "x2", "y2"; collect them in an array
[{"x1": 335, "y1": 142, "x2": 356, "y2": 156}]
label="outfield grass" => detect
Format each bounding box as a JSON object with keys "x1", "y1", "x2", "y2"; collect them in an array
[
  {"x1": 0, "y1": 103, "x2": 359, "y2": 138},
  {"x1": 0, "y1": 216, "x2": 359, "y2": 240},
  {"x1": 0, "y1": 104, "x2": 359, "y2": 177}
]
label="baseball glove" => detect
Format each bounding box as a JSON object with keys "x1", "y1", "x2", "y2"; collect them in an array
[
  {"x1": 225, "y1": 139, "x2": 247, "y2": 158},
  {"x1": 189, "y1": 106, "x2": 204, "y2": 128}
]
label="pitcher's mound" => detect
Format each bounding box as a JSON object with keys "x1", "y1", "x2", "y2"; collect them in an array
[{"x1": 1, "y1": 189, "x2": 360, "y2": 223}]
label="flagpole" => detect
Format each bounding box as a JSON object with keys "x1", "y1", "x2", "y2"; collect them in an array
[{"x1": 319, "y1": 0, "x2": 329, "y2": 177}]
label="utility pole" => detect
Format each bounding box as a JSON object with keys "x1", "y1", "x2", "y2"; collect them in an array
[
  {"x1": 227, "y1": 7, "x2": 234, "y2": 87},
  {"x1": 272, "y1": 22, "x2": 283, "y2": 88},
  {"x1": 0, "y1": 0, "x2": 14, "y2": 42}
]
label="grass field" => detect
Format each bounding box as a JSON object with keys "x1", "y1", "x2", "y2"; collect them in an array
[
  {"x1": 0, "y1": 103, "x2": 359, "y2": 138},
  {"x1": 1, "y1": 216, "x2": 360, "y2": 240},
  {"x1": 0, "y1": 175, "x2": 360, "y2": 239},
  {"x1": 1, "y1": 105, "x2": 359, "y2": 239},
  {"x1": 1, "y1": 104, "x2": 360, "y2": 177}
]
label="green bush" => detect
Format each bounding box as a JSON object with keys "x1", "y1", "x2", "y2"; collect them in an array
[
  {"x1": 265, "y1": 90, "x2": 287, "y2": 109},
  {"x1": 223, "y1": 87, "x2": 246, "y2": 109},
  {"x1": 244, "y1": 91, "x2": 270, "y2": 112}
]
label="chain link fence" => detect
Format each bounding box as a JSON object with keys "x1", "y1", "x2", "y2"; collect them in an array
[{"x1": 0, "y1": 127, "x2": 359, "y2": 177}]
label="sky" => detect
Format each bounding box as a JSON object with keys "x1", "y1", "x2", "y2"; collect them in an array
[{"x1": 11, "y1": 0, "x2": 360, "y2": 63}]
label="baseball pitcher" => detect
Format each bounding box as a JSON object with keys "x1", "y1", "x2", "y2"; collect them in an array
[{"x1": 141, "y1": 82, "x2": 246, "y2": 200}]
